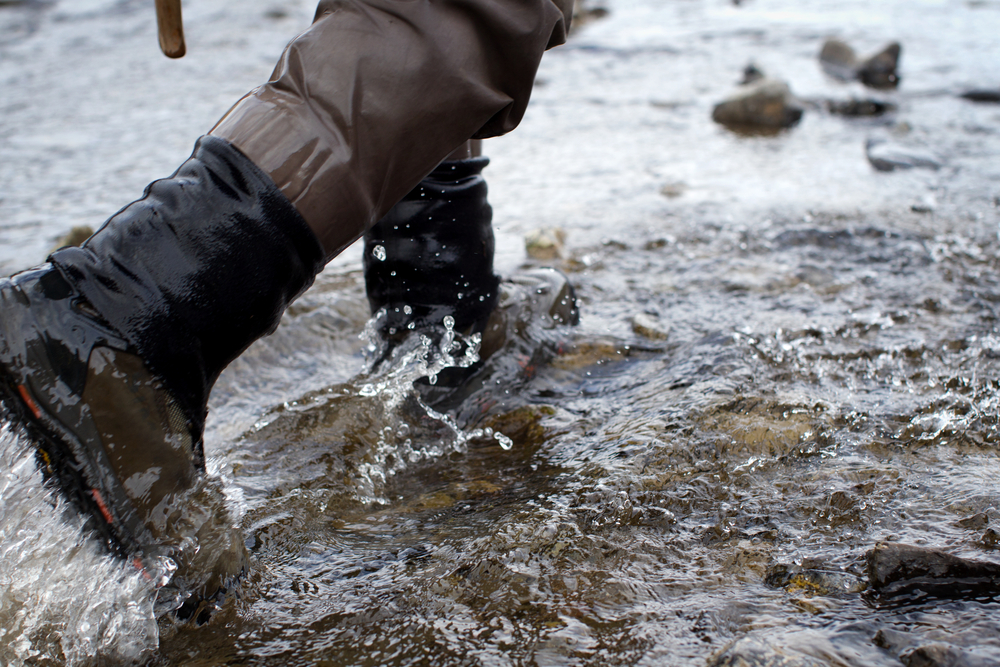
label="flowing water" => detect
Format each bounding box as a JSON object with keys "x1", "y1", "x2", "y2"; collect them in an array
[{"x1": 3, "y1": 0, "x2": 1000, "y2": 664}]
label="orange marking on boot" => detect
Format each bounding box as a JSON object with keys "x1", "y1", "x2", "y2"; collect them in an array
[
  {"x1": 133, "y1": 557, "x2": 153, "y2": 581},
  {"x1": 16, "y1": 384, "x2": 41, "y2": 419},
  {"x1": 90, "y1": 489, "x2": 115, "y2": 524}
]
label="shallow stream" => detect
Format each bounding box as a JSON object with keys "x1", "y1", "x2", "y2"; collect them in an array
[{"x1": 3, "y1": 0, "x2": 1000, "y2": 664}]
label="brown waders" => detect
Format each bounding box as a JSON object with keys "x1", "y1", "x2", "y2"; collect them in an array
[{"x1": 212, "y1": 0, "x2": 573, "y2": 259}]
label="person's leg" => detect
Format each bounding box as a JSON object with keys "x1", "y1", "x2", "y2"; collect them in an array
[
  {"x1": 363, "y1": 139, "x2": 500, "y2": 341},
  {"x1": 211, "y1": 0, "x2": 572, "y2": 258},
  {"x1": 361, "y1": 136, "x2": 580, "y2": 401},
  {"x1": 0, "y1": 0, "x2": 572, "y2": 621}
]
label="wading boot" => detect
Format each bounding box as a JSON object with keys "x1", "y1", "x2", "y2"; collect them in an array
[
  {"x1": 0, "y1": 136, "x2": 324, "y2": 623},
  {"x1": 363, "y1": 155, "x2": 578, "y2": 404}
]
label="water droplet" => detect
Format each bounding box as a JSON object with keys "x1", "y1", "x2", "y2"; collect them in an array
[
  {"x1": 443, "y1": 316, "x2": 455, "y2": 330},
  {"x1": 403, "y1": 305, "x2": 412, "y2": 315},
  {"x1": 372, "y1": 245, "x2": 386, "y2": 261},
  {"x1": 495, "y1": 432, "x2": 513, "y2": 450}
]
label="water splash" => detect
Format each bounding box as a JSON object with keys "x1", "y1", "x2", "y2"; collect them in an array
[
  {"x1": 351, "y1": 311, "x2": 514, "y2": 500},
  {"x1": 0, "y1": 423, "x2": 160, "y2": 666}
]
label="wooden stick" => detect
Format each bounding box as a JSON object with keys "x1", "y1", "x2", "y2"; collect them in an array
[{"x1": 155, "y1": 0, "x2": 186, "y2": 59}]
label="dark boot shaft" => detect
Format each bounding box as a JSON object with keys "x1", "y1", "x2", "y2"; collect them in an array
[{"x1": 364, "y1": 156, "x2": 500, "y2": 337}]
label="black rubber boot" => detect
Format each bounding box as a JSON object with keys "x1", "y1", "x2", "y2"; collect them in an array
[
  {"x1": 362, "y1": 156, "x2": 579, "y2": 401},
  {"x1": 0, "y1": 136, "x2": 324, "y2": 622},
  {"x1": 363, "y1": 156, "x2": 501, "y2": 340}
]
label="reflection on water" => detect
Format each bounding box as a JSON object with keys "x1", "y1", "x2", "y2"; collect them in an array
[{"x1": 3, "y1": 0, "x2": 1000, "y2": 664}]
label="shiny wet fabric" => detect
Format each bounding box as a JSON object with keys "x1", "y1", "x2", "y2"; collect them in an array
[
  {"x1": 211, "y1": 0, "x2": 573, "y2": 258},
  {"x1": 50, "y1": 136, "x2": 325, "y2": 434},
  {"x1": 363, "y1": 156, "x2": 500, "y2": 337}
]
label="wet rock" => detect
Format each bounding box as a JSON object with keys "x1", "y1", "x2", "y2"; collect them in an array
[
  {"x1": 866, "y1": 139, "x2": 942, "y2": 172},
  {"x1": 826, "y1": 98, "x2": 896, "y2": 117},
  {"x1": 741, "y1": 63, "x2": 765, "y2": 85},
  {"x1": 866, "y1": 542, "x2": 1000, "y2": 597},
  {"x1": 982, "y1": 528, "x2": 1000, "y2": 548},
  {"x1": 957, "y1": 512, "x2": 990, "y2": 530},
  {"x1": 820, "y1": 39, "x2": 901, "y2": 89},
  {"x1": 875, "y1": 629, "x2": 997, "y2": 667},
  {"x1": 701, "y1": 398, "x2": 823, "y2": 457},
  {"x1": 525, "y1": 228, "x2": 566, "y2": 261},
  {"x1": 631, "y1": 313, "x2": 670, "y2": 340},
  {"x1": 765, "y1": 563, "x2": 866, "y2": 596},
  {"x1": 659, "y1": 181, "x2": 686, "y2": 198},
  {"x1": 960, "y1": 89, "x2": 1000, "y2": 103},
  {"x1": 858, "y1": 42, "x2": 902, "y2": 89},
  {"x1": 712, "y1": 77, "x2": 804, "y2": 132},
  {"x1": 570, "y1": 0, "x2": 609, "y2": 33},
  {"x1": 910, "y1": 194, "x2": 937, "y2": 214}
]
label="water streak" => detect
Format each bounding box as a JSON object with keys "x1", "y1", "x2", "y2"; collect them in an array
[{"x1": 0, "y1": 424, "x2": 159, "y2": 666}]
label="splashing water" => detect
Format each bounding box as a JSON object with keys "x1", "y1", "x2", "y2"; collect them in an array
[
  {"x1": 352, "y1": 311, "x2": 515, "y2": 498},
  {"x1": 0, "y1": 424, "x2": 160, "y2": 667}
]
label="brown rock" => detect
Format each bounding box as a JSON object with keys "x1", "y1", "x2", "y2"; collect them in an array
[
  {"x1": 712, "y1": 78, "x2": 804, "y2": 132},
  {"x1": 819, "y1": 38, "x2": 901, "y2": 89}
]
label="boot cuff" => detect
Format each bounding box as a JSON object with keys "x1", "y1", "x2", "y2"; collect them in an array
[{"x1": 51, "y1": 136, "x2": 325, "y2": 429}]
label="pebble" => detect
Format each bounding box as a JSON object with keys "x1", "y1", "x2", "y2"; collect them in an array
[
  {"x1": 712, "y1": 77, "x2": 804, "y2": 131},
  {"x1": 960, "y1": 89, "x2": 1000, "y2": 103},
  {"x1": 826, "y1": 98, "x2": 895, "y2": 117},
  {"x1": 524, "y1": 228, "x2": 566, "y2": 261},
  {"x1": 631, "y1": 313, "x2": 670, "y2": 340},
  {"x1": 820, "y1": 39, "x2": 901, "y2": 89},
  {"x1": 865, "y1": 139, "x2": 942, "y2": 172}
]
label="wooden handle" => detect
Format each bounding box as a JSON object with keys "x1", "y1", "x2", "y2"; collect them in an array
[{"x1": 155, "y1": 0, "x2": 186, "y2": 59}]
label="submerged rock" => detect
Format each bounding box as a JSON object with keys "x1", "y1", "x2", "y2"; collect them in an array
[
  {"x1": 631, "y1": 313, "x2": 670, "y2": 340},
  {"x1": 866, "y1": 139, "x2": 942, "y2": 172},
  {"x1": 827, "y1": 98, "x2": 896, "y2": 117},
  {"x1": 866, "y1": 542, "x2": 1000, "y2": 597},
  {"x1": 712, "y1": 77, "x2": 804, "y2": 132},
  {"x1": 765, "y1": 563, "x2": 866, "y2": 596},
  {"x1": 872, "y1": 630, "x2": 998, "y2": 667},
  {"x1": 960, "y1": 89, "x2": 1000, "y2": 103},
  {"x1": 820, "y1": 39, "x2": 901, "y2": 89}
]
